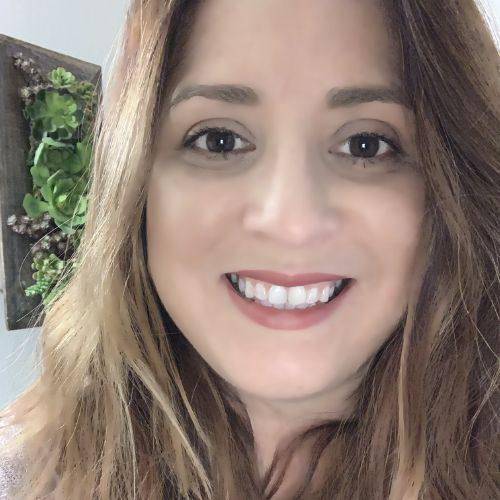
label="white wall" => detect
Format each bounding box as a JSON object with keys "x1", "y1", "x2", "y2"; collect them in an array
[
  {"x1": 0, "y1": 0, "x2": 498, "y2": 410},
  {"x1": 0, "y1": 0, "x2": 131, "y2": 73},
  {"x1": 0, "y1": 0, "x2": 130, "y2": 410}
]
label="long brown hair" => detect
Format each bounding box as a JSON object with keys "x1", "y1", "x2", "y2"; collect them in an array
[{"x1": 1, "y1": 0, "x2": 498, "y2": 498}]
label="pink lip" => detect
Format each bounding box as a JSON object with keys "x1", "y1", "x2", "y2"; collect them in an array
[
  {"x1": 233, "y1": 269, "x2": 349, "y2": 287},
  {"x1": 222, "y1": 274, "x2": 354, "y2": 331}
]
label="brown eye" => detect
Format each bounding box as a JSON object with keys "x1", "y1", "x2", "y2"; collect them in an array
[
  {"x1": 183, "y1": 126, "x2": 254, "y2": 159},
  {"x1": 334, "y1": 132, "x2": 403, "y2": 165}
]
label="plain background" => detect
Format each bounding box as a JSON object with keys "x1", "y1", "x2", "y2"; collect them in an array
[{"x1": 0, "y1": 0, "x2": 499, "y2": 410}]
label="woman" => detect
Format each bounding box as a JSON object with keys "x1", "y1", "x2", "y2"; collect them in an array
[{"x1": 1, "y1": 0, "x2": 498, "y2": 498}]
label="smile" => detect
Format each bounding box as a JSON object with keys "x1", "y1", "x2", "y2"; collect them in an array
[
  {"x1": 222, "y1": 274, "x2": 355, "y2": 331},
  {"x1": 225, "y1": 273, "x2": 352, "y2": 310}
]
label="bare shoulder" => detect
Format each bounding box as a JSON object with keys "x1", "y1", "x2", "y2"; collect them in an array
[
  {"x1": 0, "y1": 419, "x2": 60, "y2": 499},
  {"x1": 0, "y1": 420, "x2": 25, "y2": 499}
]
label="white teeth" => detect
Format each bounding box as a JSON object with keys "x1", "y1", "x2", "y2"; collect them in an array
[
  {"x1": 306, "y1": 287, "x2": 318, "y2": 304},
  {"x1": 232, "y1": 274, "x2": 348, "y2": 310},
  {"x1": 319, "y1": 286, "x2": 330, "y2": 303},
  {"x1": 244, "y1": 281, "x2": 255, "y2": 299},
  {"x1": 287, "y1": 286, "x2": 307, "y2": 306},
  {"x1": 258, "y1": 298, "x2": 274, "y2": 307},
  {"x1": 268, "y1": 285, "x2": 288, "y2": 306},
  {"x1": 286, "y1": 301, "x2": 308, "y2": 309},
  {"x1": 255, "y1": 282, "x2": 266, "y2": 300}
]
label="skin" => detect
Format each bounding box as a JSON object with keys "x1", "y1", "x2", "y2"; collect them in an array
[{"x1": 146, "y1": 0, "x2": 426, "y2": 493}]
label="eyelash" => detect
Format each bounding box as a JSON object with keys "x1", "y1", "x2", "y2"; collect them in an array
[{"x1": 182, "y1": 126, "x2": 404, "y2": 166}]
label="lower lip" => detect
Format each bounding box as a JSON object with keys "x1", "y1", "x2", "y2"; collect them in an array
[{"x1": 222, "y1": 275, "x2": 354, "y2": 330}]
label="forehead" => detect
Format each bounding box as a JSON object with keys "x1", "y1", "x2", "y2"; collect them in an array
[{"x1": 173, "y1": 0, "x2": 400, "y2": 104}]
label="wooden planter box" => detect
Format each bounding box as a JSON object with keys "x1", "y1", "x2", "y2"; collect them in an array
[{"x1": 0, "y1": 34, "x2": 101, "y2": 331}]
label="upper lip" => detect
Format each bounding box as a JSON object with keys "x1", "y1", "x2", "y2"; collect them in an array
[{"x1": 231, "y1": 269, "x2": 350, "y2": 287}]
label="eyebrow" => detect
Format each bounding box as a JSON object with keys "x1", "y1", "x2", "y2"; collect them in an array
[{"x1": 168, "y1": 83, "x2": 410, "y2": 110}]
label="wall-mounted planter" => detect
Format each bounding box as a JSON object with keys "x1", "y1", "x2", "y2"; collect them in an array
[{"x1": 0, "y1": 34, "x2": 101, "y2": 331}]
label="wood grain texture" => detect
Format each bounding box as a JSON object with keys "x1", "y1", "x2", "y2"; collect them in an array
[{"x1": 0, "y1": 34, "x2": 101, "y2": 331}]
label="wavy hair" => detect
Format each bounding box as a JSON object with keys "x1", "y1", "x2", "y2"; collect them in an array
[{"x1": 1, "y1": 0, "x2": 498, "y2": 498}]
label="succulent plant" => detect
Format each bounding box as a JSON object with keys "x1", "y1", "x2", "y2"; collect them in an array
[
  {"x1": 23, "y1": 170, "x2": 87, "y2": 235},
  {"x1": 48, "y1": 67, "x2": 76, "y2": 89},
  {"x1": 24, "y1": 252, "x2": 68, "y2": 305},
  {"x1": 25, "y1": 89, "x2": 83, "y2": 141},
  {"x1": 6, "y1": 59, "x2": 96, "y2": 305},
  {"x1": 30, "y1": 137, "x2": 91, "y2": 188}
]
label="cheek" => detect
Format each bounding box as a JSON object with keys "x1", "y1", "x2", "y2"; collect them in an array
[
  {"x1": 144, "y1": 165, "x2": 239, "y2": 323},
  {"x1": 321, "y1": 175, "x2": 427, "y2": 382},
  {"x1": 145, "y1": 168, "x2": 218, "y2": 275},
  {"x1": 144, "y1": 170, "x2": 218, "y2": 350},
  {"x1": 354, "y1": 174, "x2": 426, "y2": 308}
]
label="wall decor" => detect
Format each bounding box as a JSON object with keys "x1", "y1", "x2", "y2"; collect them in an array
[{"x1": 0, "y1": 34, "x2": 101, "y2": 331}]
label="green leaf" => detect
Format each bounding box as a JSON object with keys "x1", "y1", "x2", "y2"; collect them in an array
[
  {"x1": 74, "y1": 142, "x2": 91, "y2": 173},
  {"x1": 41, "y1": 136, "x2": 68, "y2": 148},
  {"x1": 55, "y1": 194, "x2": 68, "y2": 205},
  {"x1": 48, "y1": 67, "x2": 76, "y2": 89},
  {"x1": 47, "y1": 204, "x2": 67, "y2": 223},
  {"x1": 30, "y1": 165, "x2": 50, "y2": 187},
  {"x1": 46, "y1": 169, "x2": 65, "y2": 187},
  {"x1": 22, "y1": 193, "x2": 49, "y2": 218},
  {"x1": 33, "y1": 141, "x2": 46, "y2": 166},
  {"x1": 26, "y1": 90, "x2": 80, "y2": 141},
  {"x1": 76, "y1": 196, "x2": 87, "y2": 214},
  {"x1": 55, "y1": 220, "x2": 76, "y2": 235},
  {"x1": 41, "y1": 183, "x2": 54, "y2": 203},
  {"x1": 53, "y1": 177, "x2": 74, "y2": 196}
]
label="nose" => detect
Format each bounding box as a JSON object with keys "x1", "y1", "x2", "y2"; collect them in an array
[{"x1": 242, "y1": 148, "x2": 338, "y2": 247}]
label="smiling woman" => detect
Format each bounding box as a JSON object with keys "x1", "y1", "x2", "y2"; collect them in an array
[{"x1": 0, "y1": 0, "x2": 499, "y2": 499}]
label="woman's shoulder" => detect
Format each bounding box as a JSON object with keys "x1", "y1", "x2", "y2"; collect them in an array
[{"x1": 0, "y1": 420, "x2": 26, "y2": 499}]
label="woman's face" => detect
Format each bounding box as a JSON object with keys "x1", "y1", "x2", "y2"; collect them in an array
[{"x1": 147, "y1": 0, "x2": 425, "y2": 412}]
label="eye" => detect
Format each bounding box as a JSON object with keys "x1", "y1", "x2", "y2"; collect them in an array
[
  {"x1": 181, "y1": 127, "x2": 404, "y2": 167},
  {"x1": 333, "y1": 132, "x2": 403, "y2": 166},
  {"x1": 182, "y1": 126, "x2": 255, "y2": 160}
]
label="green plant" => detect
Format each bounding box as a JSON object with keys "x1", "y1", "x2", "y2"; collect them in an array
[
  {"x1": 6, "y1": 55, "x2": 98, "y2": 307},
  {"x1": 23, "y1": 137, "x2": 90, "y2": 234},
  {"x1": 24, "y1": 253, "x2": 65, "y2": 305},
  {"x1": 26, "y1": 89, "x2": 82, "y2": 140}
]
